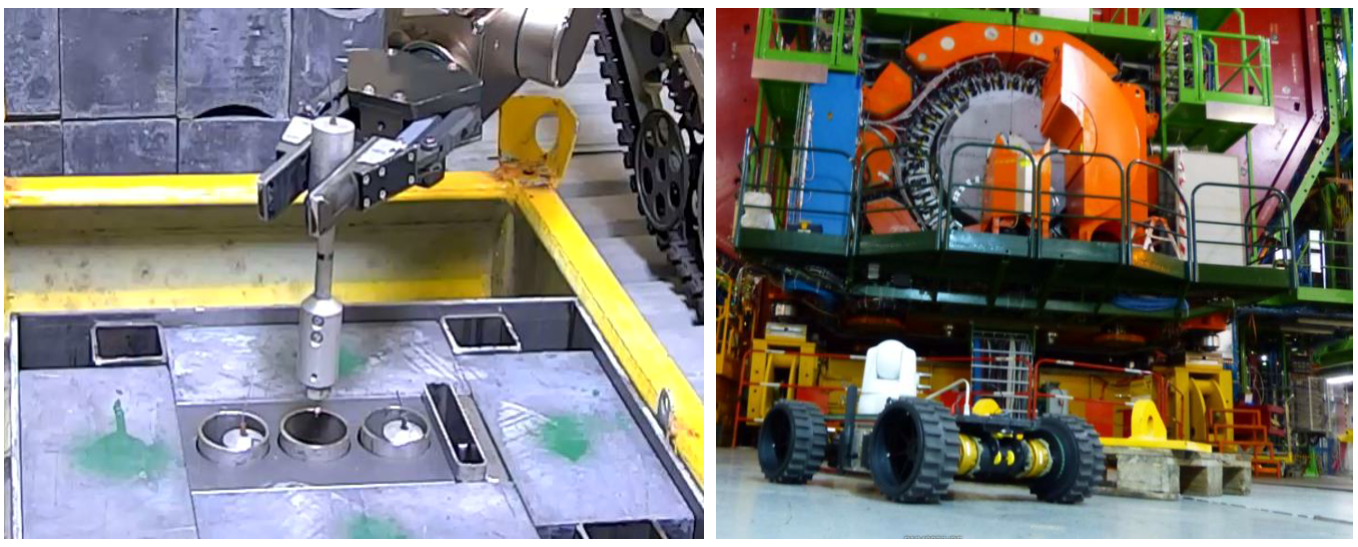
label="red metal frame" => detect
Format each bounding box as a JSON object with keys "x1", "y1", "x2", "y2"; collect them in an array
[
  {"x1": 716, "y1": 8, "x2": 761, "y2": 260},
  {"x1": 1225, "y1": 9, "x2": 1325, "y2": 225}
]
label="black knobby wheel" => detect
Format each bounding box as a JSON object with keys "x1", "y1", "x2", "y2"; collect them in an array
[
  {"x1": 1028, "y1": 414, "x2": 1104, "y2": 504},
  {"x1": 757, "y1": 401, "x2": 828, "y2": 484},
  {"x1": 868, "y1": 398, "x2": 960, "y2": 503}
]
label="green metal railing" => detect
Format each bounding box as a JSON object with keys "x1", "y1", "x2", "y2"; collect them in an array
[
  {"x1": 942, "y1": 142, "x2": 1042, "y2": 251},
  {"x1": 736, "y1": 128, "x2": 1301, "y2": 292},
  {"x1": 1163, "y1": 11, "x2": 1272, "y2": 109},
  {"x1": 853, "y1": 144, "x2": 932, "y2": 242},
  {"x1": 1102, "y1": 8, "x2": 1161, "y2": 28},
  {"x1": 1032, "y1": 150, "x2": 1129, "y2": 257},
  {"x1": 735, "y1": 128, "x2": 857, "y2": 255},
  {"x1": 1297, "y1": 232, "x2": 1353, "y2": 290},
  {"x1": 1189, "y1": 183, "x2": 1295, "y2": 284},
  {"x1": 754, "y1": 8, "x2": 860, "y2": 72},
  {"x1": 1127, "y1": 159, "x2": 1192, "y2": 263}
]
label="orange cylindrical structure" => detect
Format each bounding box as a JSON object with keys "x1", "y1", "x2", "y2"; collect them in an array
[
  {"x1": 1041, "y1": 44, "x2": 1156, "y2": 241},
  {"x1": 905, "y1": 22, "x2": 1117, "y2": 77}
]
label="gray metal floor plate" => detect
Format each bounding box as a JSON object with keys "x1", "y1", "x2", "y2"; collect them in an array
[
  {"x1": 458, "y1": 351, "x2": 693, "y2": 536},
  {"x1": 167, "y1": 322, "x2": 468, "y2": 404},
  {"x1": 192, "y1": 482, "x2": 537, "y2": 539},
  {"x1": 18, "y1": 366, "x2": 197, "y2": 538}
]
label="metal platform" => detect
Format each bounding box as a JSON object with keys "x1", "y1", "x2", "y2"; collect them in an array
[
  {"x1": 4, "y1": 95, "x2": 704, "y2": 538},
  {"x1": 9, "y1": 301, "x2": 695, "y2": 538}
]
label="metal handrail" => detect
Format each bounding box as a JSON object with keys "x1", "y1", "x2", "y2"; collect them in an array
[
  {"x1": 1168, "y1": 26, "x2": 1272, "y2": 107},
  {"x1": 1127, "y1": 159, "x2": 1193, "y2": 268},
  {"x1": 943, "y1": 142, "x2": 1039, "y2": 251},
  {"x1": 923, "y1": 378, "x2": 973, "y2": 416},
  {"x1": 1188, "y1": 182, "x2": 1294, "y2": 285},
  {"x1": 1034, "y1": 149, "x2": 1127, "y2": 261},
  {"x1": 1296, "y1": 233, "x2": 1353, "y2": 289},
  {"x1": 737, "y1": 129, "x2": 857, "y2": 253},
  {"x1": 852, "y1": 143, "x2": 933, "y2": 245}
]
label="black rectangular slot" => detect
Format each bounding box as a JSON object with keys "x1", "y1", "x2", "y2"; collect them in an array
[
  {"x1": 95, "y1": 326, "x2": 162, "y2": 359},
  {"x1": 91, "y1": 323, "x2": 166, "y2": 366},
  {"x1": 426, "y1": 383, "x2": 485, "y2": 466},
  {"x1": 574, "y1": 520, "x2": 667, "y2": 539},
  {"x1": 442, "y1": 314, "x2": 519, "y2": 352}
]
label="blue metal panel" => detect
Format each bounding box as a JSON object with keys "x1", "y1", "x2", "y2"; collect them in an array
[{"x1": 795, "y1": 71, "x2": 860, "y2": 236}]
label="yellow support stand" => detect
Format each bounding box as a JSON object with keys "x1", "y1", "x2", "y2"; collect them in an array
[
  {"x1": 1100, "y1": 400, "x2": 1212, "y2": 452},
  {"x1": 746, "y1": 333, "x2": 818, "y2": 420}
]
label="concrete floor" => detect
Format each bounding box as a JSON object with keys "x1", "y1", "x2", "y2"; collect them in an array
[{"x1": 716, "y1": 448, "x2": 1354, "y2": 538}]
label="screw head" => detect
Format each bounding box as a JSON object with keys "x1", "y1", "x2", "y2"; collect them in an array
[
  {"x1": 378, "y1": 189, "x2": 387, "y2": 200},
  {"x1": 362, "y1": 83, "x2": 376, "y2": 94}
]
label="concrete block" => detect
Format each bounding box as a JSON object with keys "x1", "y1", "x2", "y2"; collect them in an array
[
  {"x1": 290, "y1": 8, "x2": 384, "y2": 115},
  {"x1": 62, "y1": 119, "x2": 177, "y2": 175},
  {"x1": 1220, "y1": 453, "x2": 1252, "y2": 496},
  {"x1": 3, "y1": 121, "x2": 63, "y2": 176},
  {"x1": 4, "y1": 8, "x2": 60, "y2": 118},
  {"x1": 178, "y1": 9, "x2": 291, "y2": 119},
  {"x1": 1101, "y1": 446, "x2": 1180, "y2": 501},
  {"x1": 1176, "y1": 454, "x2": 1223, "y2": 497},
  {"x1": 178, "y1": 117, "x2": 289, "y2": 173},
  {"x1": 60, "y1": 9, "x2": 176, "y2": 119}
]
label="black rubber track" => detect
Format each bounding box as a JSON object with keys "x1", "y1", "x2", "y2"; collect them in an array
[
  {"x1": 1028, "y1": 414, "x2": 1104, "y2": 504},
  {"x1": 867, "y1": 398, "x2": 960, "y2": 503},
  {"x1": 757, "y1": 401, "x2": 828, "y2": 484},
  {"x1": 594, "y1": 10, "x2": 704, "y2": 320}
]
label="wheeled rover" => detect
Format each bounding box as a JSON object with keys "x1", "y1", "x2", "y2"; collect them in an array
[{"x1": 757, "y1": 341, "x2": 1104, "y2": 504}]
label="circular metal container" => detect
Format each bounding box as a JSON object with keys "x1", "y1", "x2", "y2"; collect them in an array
[
  {"x1": 278, "y1": 407, "x2": 351, "y2": 461},
  {"x1": 358, "y1": 405, "x2": 432, "y2": 459},
  {"x1": 197, "y1": 410, "x2": 270, "y2": 466}
]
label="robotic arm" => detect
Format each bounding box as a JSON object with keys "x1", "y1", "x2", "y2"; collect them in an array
[{"x1": 256, "y1": 9, "x2": 599, "y2": 400}]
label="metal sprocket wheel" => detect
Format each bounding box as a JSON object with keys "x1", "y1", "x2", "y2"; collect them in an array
[{"x1": 633, "y1": 110, "x2": 690, "y2": 232}]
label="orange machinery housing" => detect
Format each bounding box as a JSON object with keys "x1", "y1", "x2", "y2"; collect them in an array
[{"x1": 894, "y1": 22, "x2": 1160, "y2": 242}]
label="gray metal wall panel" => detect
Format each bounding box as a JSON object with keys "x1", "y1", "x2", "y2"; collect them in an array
[
  {"x1": 178, "y1": 117, "x2": 289, "y2": 174},
  {"x1": 3, "y1": 121, "x2": 63, "y2": 176},
  {"x1": 59, "y1": 9, "x2": 176, "y2": 119},
  {"x1": 290, "y1": 8, "x2": 384, "y2": 116},
  {"x1": 177, "y1": 8, "x2": 291, "y2": 119},
  {"x1": 62, "y1": 119, "x2": 177, "y2": 175},
  {"x1": 4, "y1": 8, "x2": 61, "y2": 118}
]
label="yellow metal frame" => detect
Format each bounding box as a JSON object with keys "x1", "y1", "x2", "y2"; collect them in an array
[
  {"x1": 746, "y1": 334, "x2": 817, "y2": 420},
  {"x1": 2, "y1": 96, "x2": 703, "y2": 485},
  {"x1": 1100, "y1": 400, "x2": 1212, "y2": 452},
  {"x1": 495, "y1": 95, "x2": 578, "y2": 187}
]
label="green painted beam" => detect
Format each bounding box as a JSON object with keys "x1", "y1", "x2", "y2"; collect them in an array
[
  {"x1": 1260, "y1": 286, "x2": 1354, "y2": 307},
  {"x1": 1314, "y1": 337, "x2": 1352, "y2": 369}
]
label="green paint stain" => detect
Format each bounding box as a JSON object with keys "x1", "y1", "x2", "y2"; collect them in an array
[
  {"x1": 347, "y1": 514, "x2": 409, "y2": 539},
  {"x1": 73, "y1": 400, "x2": 172, "y2": 480},
  {"x1": 539, "y1": 415, "x2": 591, "y2": 462},
  {"x1": 339, "y1": 346, "x2": 366, "y2": 378}
]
